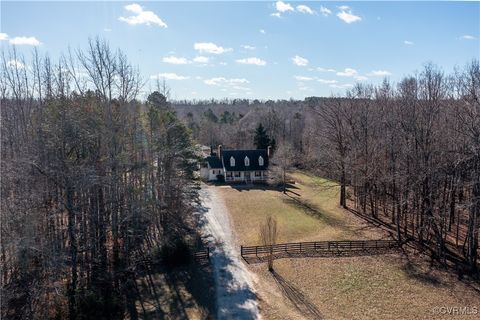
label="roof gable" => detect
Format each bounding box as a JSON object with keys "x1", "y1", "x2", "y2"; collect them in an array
[
  {"x1": 206, "y1": 156, "x2": 223, "y2": 169},
  {"x1": 222, "y1": 149, "x2": 269, "y2": 171}
]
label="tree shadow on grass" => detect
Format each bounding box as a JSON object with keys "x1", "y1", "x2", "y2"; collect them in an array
[
  {"x1": 401, "y1": 261, "x2": 444, "y2": 287},
  {"x1": 271, "y1": 270, "x2": 323, "y2": 320},
  {"x1": 230, "y1": 182, "x2": 300, "y2": 192},
  {"x1": 134, "y1": 258, "x2": 216, "y2": 319},
  {"x1": 282, "y1": 193, "x2": 348, "y2": 232},
  {"x1": 396, "y1": 246, "x2": 446, "y2": 288}
]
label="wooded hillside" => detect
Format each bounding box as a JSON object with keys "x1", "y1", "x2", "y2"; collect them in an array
[{"x1": 1, "y1": 39, "x2": 199, "y2": 319}]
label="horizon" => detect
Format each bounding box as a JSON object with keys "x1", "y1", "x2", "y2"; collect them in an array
[{"x1": 1, "y1": 1, "x2": 479, "y2": 100}]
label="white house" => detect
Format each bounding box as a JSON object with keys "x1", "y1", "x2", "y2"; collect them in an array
[{"x1": 201, "y1": 145, "x2": 271, "y2": 183}]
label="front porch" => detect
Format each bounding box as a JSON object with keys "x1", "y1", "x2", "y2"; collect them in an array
[{"x1": 225, "y1": 170, "x2": 268, "y2": 183}]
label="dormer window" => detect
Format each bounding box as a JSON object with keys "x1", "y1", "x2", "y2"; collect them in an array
[
  {"x1": 244, "y1": 156, "x2": 250, "y2": 166},
  {"x1": 230, "y1": 156, "x2": 235, "y2": 167},
  {"x1": 258, "y1": 156, "x2": 264, "y2": 166}
]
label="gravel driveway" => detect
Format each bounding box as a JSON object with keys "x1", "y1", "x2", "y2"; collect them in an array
[{"x1": 196, "y1": 184, "x2": 260, "y2": 319}]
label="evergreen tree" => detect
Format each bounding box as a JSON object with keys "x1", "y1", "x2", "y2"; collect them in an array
[{"x1": 253, "y1": 123, "x2": 272, "y2": 149}]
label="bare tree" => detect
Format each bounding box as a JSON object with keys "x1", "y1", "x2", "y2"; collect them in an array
[
  {"x1": 260, "y1": 215, "x2": 278, "y2": 272},
  {"x1": 270, "y1": 141, "x2": 294, "y2": 193}
]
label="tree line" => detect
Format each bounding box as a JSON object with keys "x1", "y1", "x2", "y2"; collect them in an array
[
  {"x1": 1, "y1": 38, "x2": 199, "y2": 319},
  {"x1": 308, "y1": 62, "x2": 479, "y2": 272}
]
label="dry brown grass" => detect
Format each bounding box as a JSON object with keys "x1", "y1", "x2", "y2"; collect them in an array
[{"x1": 218, "y1": 171, "x2": 480, "y2": 320}]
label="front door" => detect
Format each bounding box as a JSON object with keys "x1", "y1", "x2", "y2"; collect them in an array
[{"x1": 245, "y1": 171, "x2": 251, "y2": 181}]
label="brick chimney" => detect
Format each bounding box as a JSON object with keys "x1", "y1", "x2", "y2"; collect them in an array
[
  {"x1": 218, "y1": 145, "x2": 223, "y2": 159},
  {"x1": 267, "y1": 145, "x2": 272, "y2": 158}
]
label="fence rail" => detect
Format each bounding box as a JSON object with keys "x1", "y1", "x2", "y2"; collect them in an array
[
  {"x1": 193, "y1": 247, "x2": 210, "y2": 262},
  {"x1": 241, "y1": 240, "x2": 398, "y2": 261}
]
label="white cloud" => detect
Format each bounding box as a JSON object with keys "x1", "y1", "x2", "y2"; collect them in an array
[
  {"x1": 317, "y1": 67, "x2": 337, "y2": 72},
  {"x1": 260, "y1": 29, "x2": 266, "y2": 34},
  {"x1": 337, "y1": 7, "x2": 361, "y2": 24},
  {"x1": 461, "y1": 35, "x2": 477, "y2": 40},
  {"x1": 336, "y1": 68, "x2": 358, "y2": 77},
  {"x1": 193, "y1": 56, "x2": 209, "y2": 63},
  {"x1": 204, "y1": 77, "x2": 249, "y2": 86},
  {"x1": 7, "y1": 59, "x2": 25, "y2": 69},
  {"x1": 219, "y1": 62, "x2": 228, "y2": 66},
  {"x1": 271, "y1": 12, "x2": 282, "y2": 18},
  {"x1": 276, "y1": 1, "x2": 294, "y2": 13},
  {"x1": 162, "y1": 56, "x2": 190, "y2": 64},
  {"x1": 292, "y1": 55, "x2": 308, "y2": 66},
  {"x1": 236, "y1": 57, "x2": 266, "y2": 66},
  {"x1": 9, "y1": 36, "x2": 42, "y2": 46},
  {"x1": 194, "y1": 42, "x2": 232, "y2": 54},
  {"x1": 355, "y1": 75, "x2": 368, "y2": 81},
  {"x1": 296, "y1": 5, "x2": 315, "y2": 15},
  {"x1": 335, "y1": 68, "x2": 368, "y2": 80},
  {"x1": 317, "y1": 79, "x2": 338, "y2": 84},
  {"x1": 150, "y1": 73, "x2": 189, "y2": 80},
  {"x1": 320, "y1": 6, "x2": 332, "y2": 16},
  {"x1": 0, "y1": 33, "x2": 8, "y2": 41},
  {"x1": 367, "y1": 70, "x2": 392, "y2": 77},
  {"x1": 294, "y1": 75, "x2": 315, "y2": 81},
  {"x1": 119, "y1": 3, "x2": 167, "y2": 28},
  {"x1": 104, "y1": 28, "x2": 112, "y2": 32},
  {"x1": 404, "y1": 40, "x2": 414, "y2": 45},
  {"x1": 241, "y1": 45, "x2": 256, "y2": 50}
]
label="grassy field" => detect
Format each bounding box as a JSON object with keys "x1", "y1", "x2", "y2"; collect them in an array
[
  {"x1": 218, "y1": 171, "x2": 480, "y2": 320},
  {"x1": 219, "y1": 171, "x2": 384, "y2": 245}
]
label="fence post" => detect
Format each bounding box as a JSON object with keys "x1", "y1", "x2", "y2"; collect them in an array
[
  {"x1": 207, "y1": 247, "x2": 210, "y2": 259},
  {"x1": 256, "y1": 246, "x2": 258, "y2": 257}
]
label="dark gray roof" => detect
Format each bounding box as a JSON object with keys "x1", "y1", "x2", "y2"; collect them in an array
[
  {"x1": 222, "y1": 149, "x2": 269, "y2": 171},
  {"x1": 206, "y1": 156, "x2": 223, "y2": 169}
]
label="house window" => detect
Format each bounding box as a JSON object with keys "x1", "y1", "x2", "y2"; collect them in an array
[
  {"x1": 226, "y1": 172, "x2": 232, "y2": 177},
  {"x1": 230, "y1": 156, "x2": 235, "y2": 167},
  {"x1": 258, "y1": 156, "x2": 264, "y2": 166},
  {"x1": 235, "y1": 171, "x2": 241, "y2": 177},
  {"x1": 244, "y1": 156, "x2": 250, "y2": 166},
  {"x1": 255, "y1": 171, "x2": 261, "y2": 177}
]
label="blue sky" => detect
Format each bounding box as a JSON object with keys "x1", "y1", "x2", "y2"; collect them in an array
[{"x1": 1, "y1": 1, "x2": 479, "y2": 100}]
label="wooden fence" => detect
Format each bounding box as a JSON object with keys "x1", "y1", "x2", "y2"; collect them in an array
[
  {"x1": 241, "y1": 240, "x2": 398, "y2": 262},
  {"x1": 193, "y1": 247, "x2": 210, "y2": 262}
]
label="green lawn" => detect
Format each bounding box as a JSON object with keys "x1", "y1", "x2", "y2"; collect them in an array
[{"x1": 219, "y1": 171, "x2": 382, "y2": 245}]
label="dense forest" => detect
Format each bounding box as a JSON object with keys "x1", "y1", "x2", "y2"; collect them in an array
[
  {"x1": 173, "y1": 61, "x2": 480, "y2": 273},
  {"x1": 1, "y1": 39, "x2": 201, "y2": 319}
]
